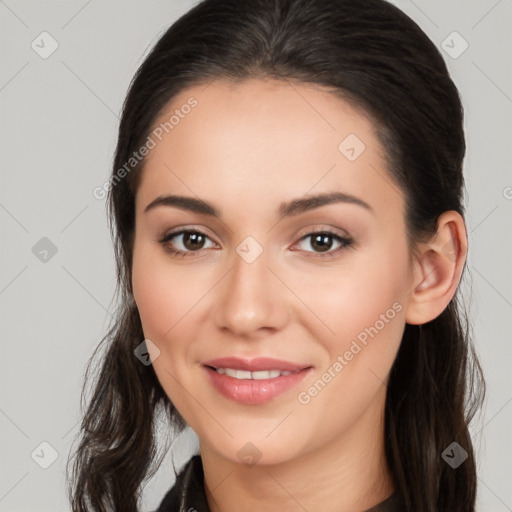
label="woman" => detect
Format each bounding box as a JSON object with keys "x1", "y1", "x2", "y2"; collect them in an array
[{"x1": 66, "y1": 0, "x2": 486, "y2": 511}]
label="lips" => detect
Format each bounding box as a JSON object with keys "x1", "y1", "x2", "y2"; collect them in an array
[{"x1": 202, "y1": 357, "x2": 312, "y2": 404}]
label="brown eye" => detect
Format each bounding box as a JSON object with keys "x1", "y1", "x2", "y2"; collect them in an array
[
  {"x1": 183, "y1": 232, "x2": 206, "y2": 250},
  {"x1": 295, "y1": 230, "x2": 353, "y2": 256},
  {"x1": 310, "y1": 233, "x2": 334, "y2": 252},
  {"x1": 159, "y1": 229, "x2": 217, "y2": 257}
]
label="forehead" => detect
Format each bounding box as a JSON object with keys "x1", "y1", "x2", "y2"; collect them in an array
[{"x1": 135, "y1": 78, "x2": 402, "y2": 222}]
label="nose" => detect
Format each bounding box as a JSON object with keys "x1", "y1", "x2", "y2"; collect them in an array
[{"x1": 213, "y1": 245, "x2": 290, "y2": 338}]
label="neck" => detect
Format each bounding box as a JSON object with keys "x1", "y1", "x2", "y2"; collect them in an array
[{"x1": 201, "y1": 385, "x2": 394, "y2": 512}]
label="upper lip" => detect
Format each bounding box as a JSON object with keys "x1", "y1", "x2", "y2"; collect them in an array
[{"x1": 203, "y1": 357, "x2": 311, "y2": 372}]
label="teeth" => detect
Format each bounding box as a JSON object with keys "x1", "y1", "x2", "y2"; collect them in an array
[
  {"x1": 252, "y1": 370, "x2": 281, "y2": 380},
  {"x1": 215, "y1": 368, "x2": 295, "y2": 379}
]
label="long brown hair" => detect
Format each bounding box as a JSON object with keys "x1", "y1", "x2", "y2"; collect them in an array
[{"x1": 66, "y1": 1, "x2": 486, "y2": 510}]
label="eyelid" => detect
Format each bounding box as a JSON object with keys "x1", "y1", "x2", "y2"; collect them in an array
[
  {"x1": 159, "y1": 224, "x2": 218, "y2": 242},
  {"x1": 293, "y1": 224, "x2": 351, "y2": 242}
]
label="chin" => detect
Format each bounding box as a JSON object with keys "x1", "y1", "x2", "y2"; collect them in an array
[{"x1": 197, "y1": 425, "x2": 310, "y2": 468}]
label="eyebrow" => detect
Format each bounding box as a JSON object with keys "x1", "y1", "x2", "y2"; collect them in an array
[{"x1": 143, "y1": 191, "x2": 373, "y2": 217}]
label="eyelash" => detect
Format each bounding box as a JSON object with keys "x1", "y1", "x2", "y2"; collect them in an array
[{"x1": 157, "y1": 228, "x2": 354, "y2": 259}]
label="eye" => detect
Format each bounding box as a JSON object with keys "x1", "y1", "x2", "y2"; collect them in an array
[
  {"x1": 158, "y1": 229, "x2": 217, "y2": 257},
  {"x1": 158, "y1": 227, "x2": 354, "y2": 259},
  {"x1": 294, "y1": 230, "x2": 354, "y2": 256}
]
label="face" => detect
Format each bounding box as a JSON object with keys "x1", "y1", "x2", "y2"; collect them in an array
[{"x1": 131, "y1": 78, "x2": 415, "y2": 466}]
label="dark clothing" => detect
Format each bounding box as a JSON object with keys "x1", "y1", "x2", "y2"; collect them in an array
[{"x1": 155, "y1": 455, "x2": 404, "y2": 512}]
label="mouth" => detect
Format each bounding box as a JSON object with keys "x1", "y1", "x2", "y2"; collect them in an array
[
  {"x1": 209, "y1": 367, "x2": 300, "y2": 379},
  {"x1": 202, "y1": 357, "x2": 313, "y2": 404}
]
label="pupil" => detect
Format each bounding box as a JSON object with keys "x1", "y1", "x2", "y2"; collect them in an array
[
  {"x1": 312, "y1": 234, "x2": 332, "y2": 252},
  {"x1": 184, "y1": 232, "x2": 205, "y2": 250}
]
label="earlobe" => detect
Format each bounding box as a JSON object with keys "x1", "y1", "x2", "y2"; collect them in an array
[{"x1": 405, "y1": 211, "x2": 468, "y2": 325}]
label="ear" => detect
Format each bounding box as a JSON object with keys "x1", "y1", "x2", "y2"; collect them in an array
[{"x1": 405, "y1": 211, "x2": 468, "y2": 325}]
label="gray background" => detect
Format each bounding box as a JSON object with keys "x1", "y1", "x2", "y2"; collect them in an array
[{"x1": 0, "y1": 1, "x2": 510, "y2": 511}]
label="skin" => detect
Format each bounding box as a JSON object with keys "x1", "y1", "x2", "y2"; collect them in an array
[{"x1": 131, "y1": 78, "x2": 468, "y2": 512}]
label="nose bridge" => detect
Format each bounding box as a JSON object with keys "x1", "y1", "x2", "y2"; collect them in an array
[{"x1": 213, "y1": 242, "x2": 289, "y2": 335}]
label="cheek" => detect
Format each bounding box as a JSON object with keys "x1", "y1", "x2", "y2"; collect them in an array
[
  {"x1": 290, "y1": 247, "x2": 408, "y2": 435},
  {"x1": 132, "y1": 240, "x2": 209, "y2": 335},
  {"x1": 132, "y1": 243, "x2": 197, "y2": 354},
  {"x1": 131, "y1": 245, "x2": 205, "y2": 416},
  {"x1": 290, "y1": 238, "x2": 409, "y2": 361},
  {"x1": 131, "y1": 241, "x2": 226, "y2": 411}
]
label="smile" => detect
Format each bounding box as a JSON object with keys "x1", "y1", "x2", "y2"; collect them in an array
[
  {"x1": 213, "y1": 368, "x2": 298, "y2": 379},
  {"x1": 202, "y1": 357, "x2": 312, "y2": 404}
]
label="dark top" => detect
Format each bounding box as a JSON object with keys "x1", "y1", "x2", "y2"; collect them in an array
[{"x1": 155, "y1": 455, "x2": 404, "y2": 512}]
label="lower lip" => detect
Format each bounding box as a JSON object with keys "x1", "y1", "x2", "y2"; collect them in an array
[{"x1": 204, "y1": 366, "x2": 311, "y2": 405}]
